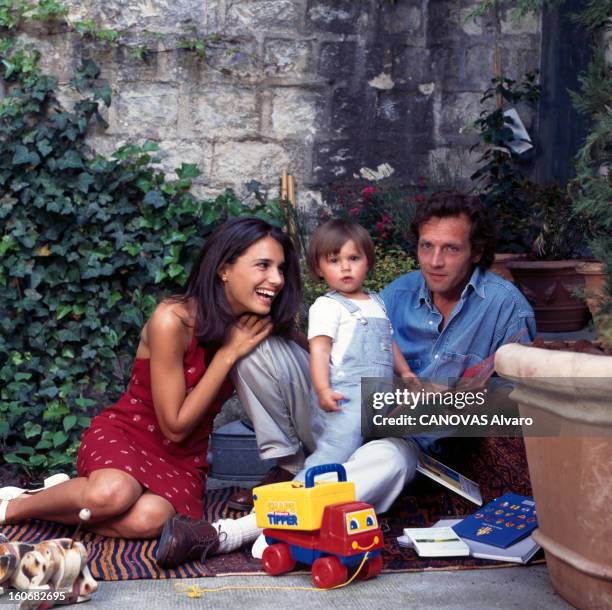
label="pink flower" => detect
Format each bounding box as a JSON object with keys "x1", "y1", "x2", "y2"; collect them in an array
[
  {"x1": 375, "y1": 221, "x2": 385, "y2": 233},
  {"x1": 349, "y1": 207, "x2": 360, "y2": 216},
  {"x1": 415, "y1": 193, "x2": 426, "y2": 203},
  {"x1": 362, "y1": 186, "x2": 377, "y2": 201},
  {"x1": 381, "y1": 214, "x2": 392, "y2": 224}
]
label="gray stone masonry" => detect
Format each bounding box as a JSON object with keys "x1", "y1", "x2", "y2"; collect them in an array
[{"x1": 19, "y1": 0, "x2": 541, "y2": 208}]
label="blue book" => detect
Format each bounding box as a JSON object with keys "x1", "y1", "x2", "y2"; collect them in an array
[{"x1": 452, "y1": 493, "x2": 538, "y2": 549}]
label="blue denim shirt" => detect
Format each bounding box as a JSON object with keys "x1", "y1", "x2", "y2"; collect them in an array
[
  {"x1": 382, "y1": 267, "x2": 535, "y2": 452},
  {"x1": 382, "y1": 267, "x2": 536, "y2": 381}
]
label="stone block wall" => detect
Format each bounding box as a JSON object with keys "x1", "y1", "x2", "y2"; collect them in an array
[{"x1": 20, "y1": 0, "x2": 541, "y2": 209}]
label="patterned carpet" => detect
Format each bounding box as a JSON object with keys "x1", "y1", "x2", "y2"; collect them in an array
[{"x1": 0, "y1": 437, "x2": 542, "y2": 579}]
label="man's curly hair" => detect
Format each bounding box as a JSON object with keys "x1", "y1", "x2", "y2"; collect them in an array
[{"x1": 410, "y1": 191, "x2": 496, "y2": 269}]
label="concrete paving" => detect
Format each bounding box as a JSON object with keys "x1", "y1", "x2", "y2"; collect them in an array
[{"x1": 81, "y1": 565, "x2": 572, "y2": 609}]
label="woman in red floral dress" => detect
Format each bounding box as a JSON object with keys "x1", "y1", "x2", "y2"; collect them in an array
[{"x1": 0, "y1": 217, "x2": 301, "y2": 538}]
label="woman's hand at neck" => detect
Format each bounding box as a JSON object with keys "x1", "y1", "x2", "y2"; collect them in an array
[{"x1": 216, "y1": 314, "x2": 273, "y2": 366}]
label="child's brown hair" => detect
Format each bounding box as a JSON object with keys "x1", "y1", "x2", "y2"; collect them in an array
[{"x1": 306, "y1": 219, "x2": 376, "y2": 279}]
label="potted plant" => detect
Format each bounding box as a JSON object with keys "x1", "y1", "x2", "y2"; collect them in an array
[
  {"x1": 505, "y1": 181, "x2": 590, "y2": 332},
  {"x1": 496, "y1": 6, "x2": 612, "y2": 608},
  {"x1": 575, "y1": 260, "x2": 607, "y2": 319},
  {"x1": 479, "y1": 4, "x2": 612, "y2": 609}
]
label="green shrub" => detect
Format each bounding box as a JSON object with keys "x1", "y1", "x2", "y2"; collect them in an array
[{"x1": 0, "y1": 57, "x2": 284, "y2": 478}]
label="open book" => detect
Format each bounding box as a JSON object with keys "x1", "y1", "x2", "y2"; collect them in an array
[
  {"x1": 457, "y1": 328, "x2": 529, "y2": 390},
  {"x1": 416, "y1": 451, "x2": 482, "y2": 506},
  {"x1": 398, "y1": 518, "x2": 540, "y2": 564}
]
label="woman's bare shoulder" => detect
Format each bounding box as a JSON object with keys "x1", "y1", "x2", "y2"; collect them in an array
[
  {"x1": 152, "y1": 300, "x2": 194, "y2": 328},
  {"x1": 138, "y1": 300, "x2": 195, "y2": 357}
]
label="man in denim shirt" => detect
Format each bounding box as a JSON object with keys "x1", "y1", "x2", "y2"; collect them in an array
[
  {"x1": 382, "y1": 192, "x2": 535, "y2": 452},
  {"x1": 383, "y1": 194, "x2": 535, "y2": 381}
]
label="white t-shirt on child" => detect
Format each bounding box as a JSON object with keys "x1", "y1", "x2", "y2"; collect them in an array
[{"x1": 307, "y1": 295, "x2": 389, "y2": 366}]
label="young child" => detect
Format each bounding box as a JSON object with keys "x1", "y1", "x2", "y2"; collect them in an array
[{"x1": 301, "y1": 218, "x2": 415, "y2": 472}]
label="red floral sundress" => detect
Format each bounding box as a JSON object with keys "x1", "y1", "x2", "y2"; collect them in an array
[{"x1": 77, "y1": 336, "x2": 233, "y2": 519}]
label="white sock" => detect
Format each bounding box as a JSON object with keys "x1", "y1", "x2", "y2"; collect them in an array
[
  {"x1": 251, "y1": 532, "x2": 269, "y2": 559},
  {"x1": 214, "y1": 512, "x2": 262, "y2": 554}
]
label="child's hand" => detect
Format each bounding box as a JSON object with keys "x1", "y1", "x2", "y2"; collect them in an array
[
  {"x1": 316, "y1": 388, "x2": 345, "y2": 412},
  {"x1": 393, "y1": 342, "x2": 417, "y2": 381}
]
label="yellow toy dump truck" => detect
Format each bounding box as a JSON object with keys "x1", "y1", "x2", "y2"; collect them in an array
[{"x1": 253, "y1": 463, "x2": 384, "y2": 588}]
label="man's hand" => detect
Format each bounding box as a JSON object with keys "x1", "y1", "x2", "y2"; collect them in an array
[{"x1": 387, "y1": 378, "x2": 451, "y2": 419}]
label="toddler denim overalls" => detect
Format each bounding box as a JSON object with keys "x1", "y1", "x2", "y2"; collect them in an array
[{"x1": 302, "y1": 290, "x2": 395, "y2": 472}]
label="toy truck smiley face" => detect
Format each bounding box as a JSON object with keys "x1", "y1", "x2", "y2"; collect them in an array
[
  {"x1": 345, "y1": 507, "x2": 381, "y2": 552},
  {"x1": 321, "y1": 502, "x2": 384, "y2": 557}
]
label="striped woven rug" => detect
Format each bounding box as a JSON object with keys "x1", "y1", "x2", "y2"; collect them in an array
[
  {"x1": 0, "y1": 439, "x2": 542, "y2": 580},
  {"x1": 0, "y1": 486, "x2": 260, "y2": 580}
]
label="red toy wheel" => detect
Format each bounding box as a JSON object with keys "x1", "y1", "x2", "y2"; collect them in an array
[
  {"x1": 311, "y1": 556, "x2": 348, "y2": 589},
  {"x1": 261, "y1": 543, "x2": 295, "y2": 576},
  {"x1": 357, "y1": 554, "x2": 383, "y2": 580}
]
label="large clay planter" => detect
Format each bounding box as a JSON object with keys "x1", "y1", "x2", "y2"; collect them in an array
[
  {"x1": 491, "y1": 252, "x2": 528, "y2": 282},
  {"x1": 495, "y1": 344, "x2": 612, "y2": 610},
  {"x1": 507, "y1": 260, "x2": 590, "y2": 332},
  {"x1": 575, "y1": 261, "x2": 607, "y2": 318}
]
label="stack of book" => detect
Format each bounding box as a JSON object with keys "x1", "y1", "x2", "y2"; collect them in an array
[{"x1": 398, "y1": 493, "x2": 540, "y2": 563}]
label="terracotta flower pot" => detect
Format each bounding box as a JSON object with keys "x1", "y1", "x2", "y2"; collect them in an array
[
  {"x1": 491, "y1": 253, "x2": 528, "y2": 282},
  {"x1": 575, "y1": 261, "x2": 607, "y2": 318},
  {"x1": 506, "y1": 260, "x2": 590, "y2": 332},
  {"x1": 495, "y1": 344, "x2": 612, "y2": 610}
]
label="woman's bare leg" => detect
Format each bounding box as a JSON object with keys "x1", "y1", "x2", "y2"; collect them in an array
[
  {"x1": 4, "y1": 469, "x2": 144, "y2": 525},
  {"x1": 88, "y1": 491, "x2": 175, "y2": 539}
]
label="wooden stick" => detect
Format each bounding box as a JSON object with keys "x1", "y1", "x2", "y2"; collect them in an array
[
  {"x1": 72, "y1": 508, "x2": 91, "y2": 540},
  {"x1": 287, "y1": 174, "x2": 295, "y2": 206},
  {"x1": 285, "y1": 174, "x2": 300, "y2": 256}
]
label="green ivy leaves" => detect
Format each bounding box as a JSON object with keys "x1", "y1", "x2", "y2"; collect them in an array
[
  {"x1": 12, "y1": 144, "x2": 40, "y2": 165},
  {"x1": 0, "y1": 57, "x2": 285, "y2": 479}
]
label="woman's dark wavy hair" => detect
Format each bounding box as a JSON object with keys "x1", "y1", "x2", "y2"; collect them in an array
[
  {"x1": 177, "y1": 217, "x2": 301, "y2": 345},
  {"x1": 410, "y1": 191, "x2": 496, "y2": 269}
]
